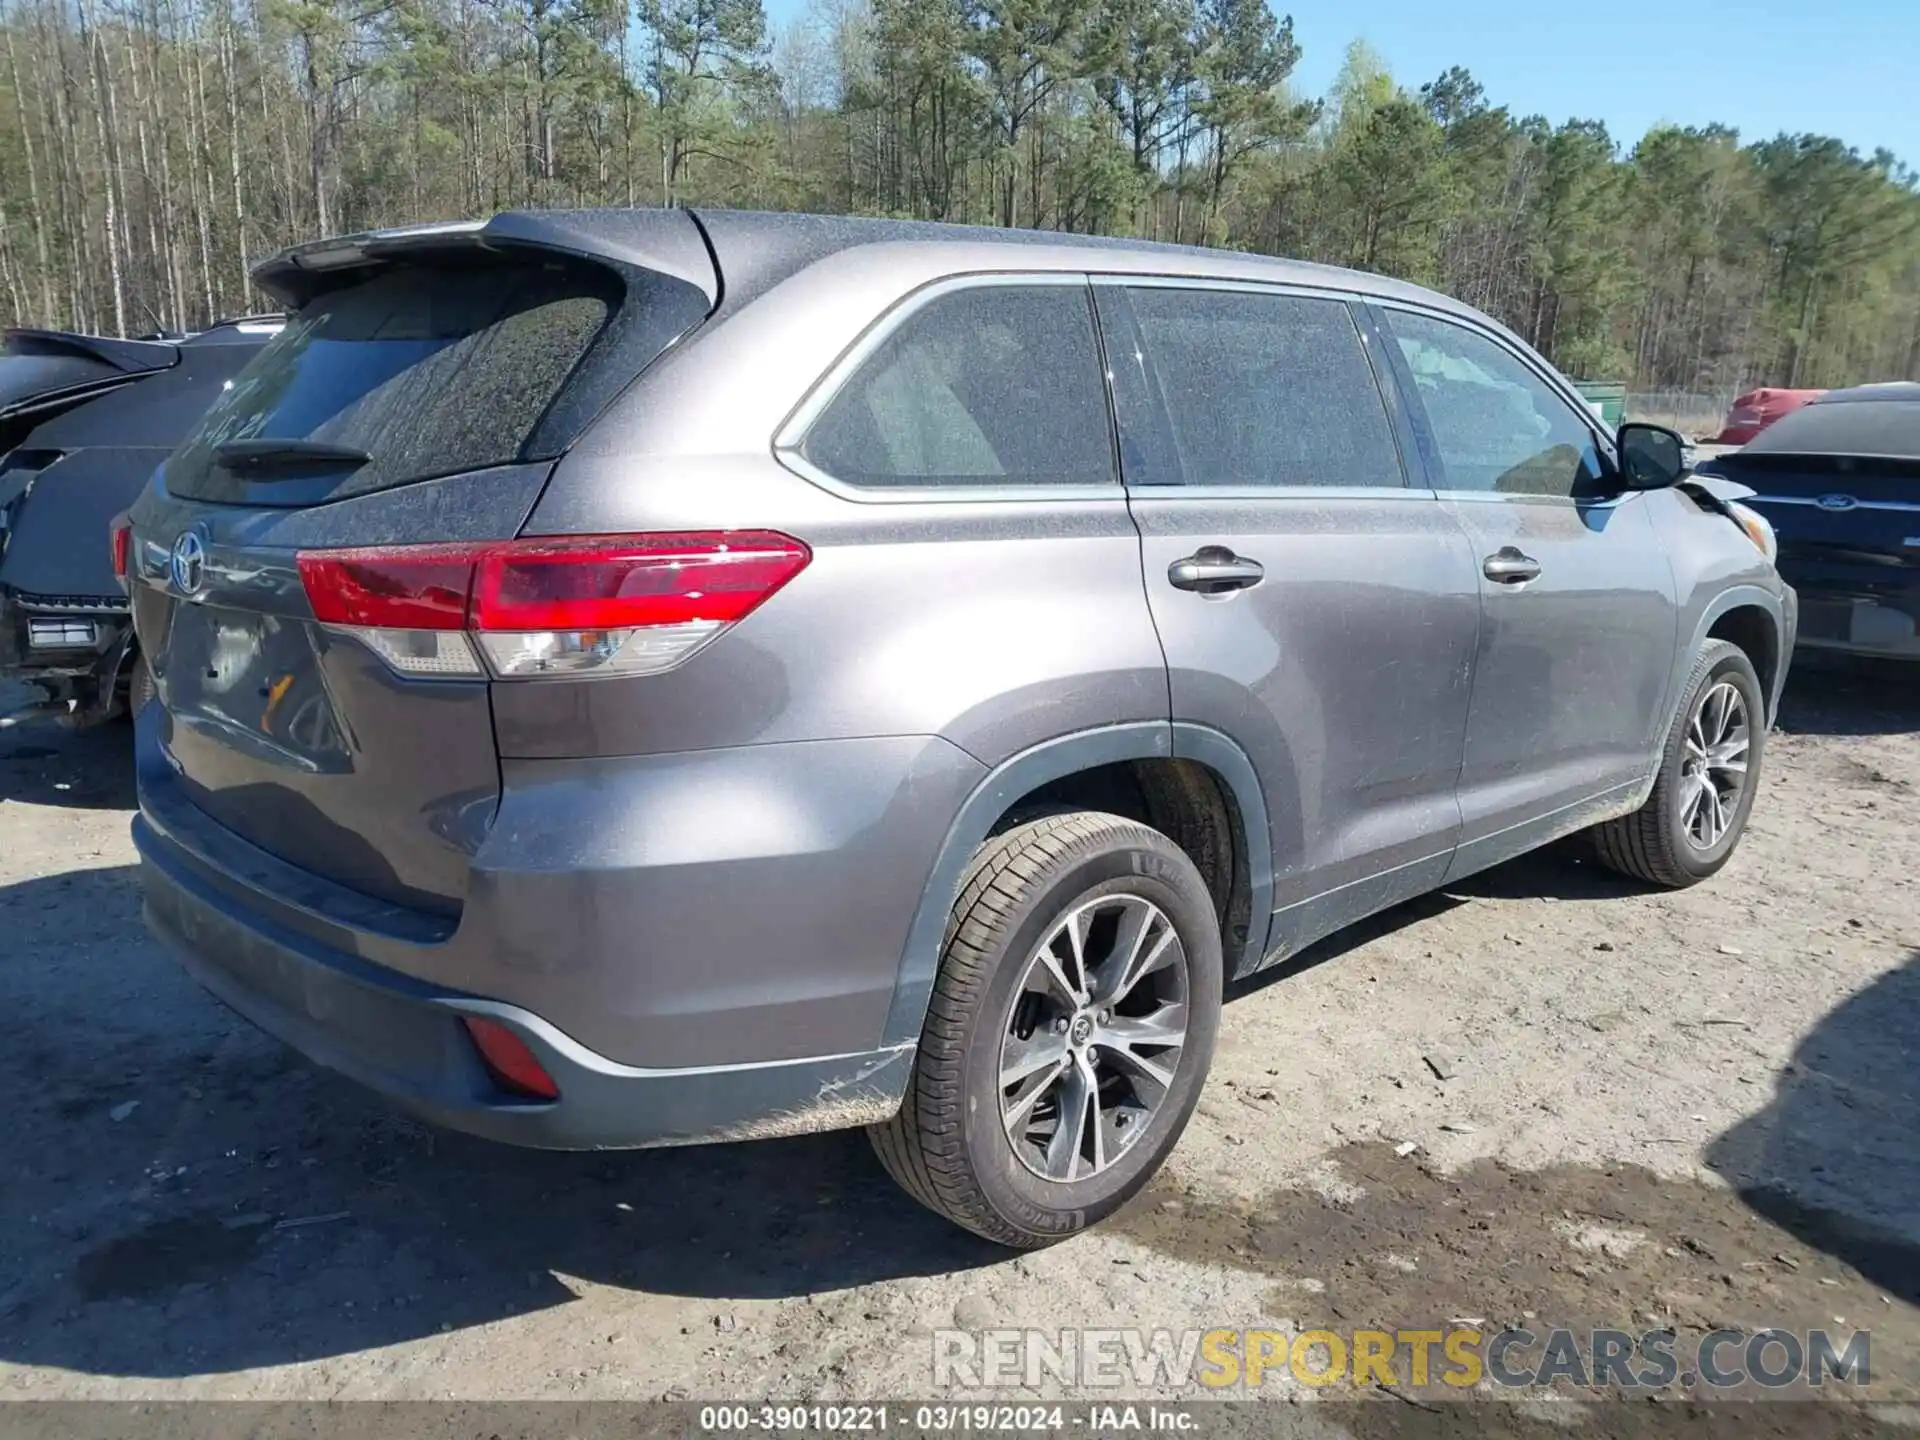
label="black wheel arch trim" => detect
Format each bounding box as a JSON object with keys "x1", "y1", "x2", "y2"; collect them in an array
[
  {"x1": 1687, "y1": 583, "x2": 1793, "y2": 726},
  {"x1": 882, "y1": 721, "x2": 1274, "y2": 1049}
]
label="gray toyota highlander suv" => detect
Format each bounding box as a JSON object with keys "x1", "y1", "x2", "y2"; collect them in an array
[{"x1": 125, "y1": 209, "x2": 1795, "y2": 1246}]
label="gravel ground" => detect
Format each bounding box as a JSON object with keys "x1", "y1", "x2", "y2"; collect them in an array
[{"x1": 0, "y1": 663, "x2": 1916, "y2": 1411}]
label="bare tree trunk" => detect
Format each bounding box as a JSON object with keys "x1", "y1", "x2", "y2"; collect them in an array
[
  {"x1": 219, "y1": 5, "x2": 248, "y2": 302},
  {"x1": 300, "y1": 29, "x2": 330, "y2": 234},
  {"x1": 0, "y1": 205, "x2": 27, "y2": 320},
  {"x1": 77, "y1": 0, "x2": 128, "y2": 335},
  {"x1": 4, "y1": 23, "x2": 55, "y2": 322},
  {"x1": 45, "y1": 0, "x2": 92, "y2": 328},
  {"x1": 178, "y1": 0, "x2": 218, "y2": 320},
  {"x1": 123, "y1": 19, "x2": 180, "y2": 330},
  {"x1": 620, "y1": 1, "x2": 633, "y2": 206}
]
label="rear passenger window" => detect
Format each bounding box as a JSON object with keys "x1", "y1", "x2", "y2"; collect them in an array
[
  {"x1": 164, "y1": 259, "x2": 616, "y2": 504},
  {"x1": 801, "y1": 284, "x2": 1114, "y2": 488},
  {"x1": 1123, "y1": 288, "x2": 1403, "y2": 488}
]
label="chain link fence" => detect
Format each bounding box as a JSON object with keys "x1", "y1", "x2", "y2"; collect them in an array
[{"x1": 1625, "y1": 389, "x2": 1740, "y2": 440}]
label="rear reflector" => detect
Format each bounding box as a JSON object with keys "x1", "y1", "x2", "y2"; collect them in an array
[
  {"x1": 109, "y1": 514, "x2": 132, "y2": 585},
  {"x1": 461, "y1": 1016, "x2": 560, "y2": 1101},
  {"x1": 295, "y1": 532, "x2": 809, "y2": 680}
]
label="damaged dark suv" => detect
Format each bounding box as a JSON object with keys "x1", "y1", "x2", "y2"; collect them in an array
[{"x1": 0, "y1": 319, "x2": 279, "y2": 722}]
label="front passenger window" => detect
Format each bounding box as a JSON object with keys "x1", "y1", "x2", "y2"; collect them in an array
[{"x1": 1384, "y1": 310, "x2": 1605, "y2": 499}]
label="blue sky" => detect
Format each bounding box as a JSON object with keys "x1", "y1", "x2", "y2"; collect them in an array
[{"x1": 767, "y1": 0, "x2": 1920, "y2": 166}]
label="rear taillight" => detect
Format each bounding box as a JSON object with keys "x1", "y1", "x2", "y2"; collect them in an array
[
  {"x1": 109, "y1": 513, "x2": 133, "y2": 587},
  {"x1": 295, "y1": 531, "x2": 809, "y2": 680},
  {"x1": 461, "y1": 1016, "x2": 560, "y2": 1102}
]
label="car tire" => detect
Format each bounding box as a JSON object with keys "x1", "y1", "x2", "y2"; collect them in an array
[
  {"x1": 1593, "y1": 639, "x2": 1765, "y2": 888},
  {"x1": 869, "y1": 811, "x2": 1222, "y2": 1247}
]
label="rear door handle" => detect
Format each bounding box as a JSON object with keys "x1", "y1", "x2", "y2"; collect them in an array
[
  {"x1": 1483, "y1": 547, "x2": 1542, "y2": 585},
  {"x1": 1169, "y1": 547, "x2": 1265, "y2": 595}
]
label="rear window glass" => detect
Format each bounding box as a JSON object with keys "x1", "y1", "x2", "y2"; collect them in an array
[
  {"x1": 800, "y1": 284, "x2": 1114, "y2": 488},
  {"x1": 163, "y1": 260, "x2": 615, "y2": 503}
]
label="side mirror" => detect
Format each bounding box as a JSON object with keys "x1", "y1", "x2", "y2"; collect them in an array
[{"x1": 1616, "y1": 422, "x2": 1688, "y2": 490}]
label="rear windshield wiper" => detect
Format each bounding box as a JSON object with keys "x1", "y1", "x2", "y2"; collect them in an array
[{"x1": 213, "y1": 439, "x2": 371, "y2": 474}]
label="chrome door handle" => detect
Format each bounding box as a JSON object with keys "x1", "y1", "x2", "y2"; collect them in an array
[
  {"x1": 1483, "y1": 547, "x2": 1542, "y2": 585},
  {"x1": 1169, "y1": 547, "x2": 1265, "y2": 595}
]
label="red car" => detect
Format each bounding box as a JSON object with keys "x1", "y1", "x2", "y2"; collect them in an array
[{"x1": 1711, "y1": 387, "x2": 1825, "y2": 446}]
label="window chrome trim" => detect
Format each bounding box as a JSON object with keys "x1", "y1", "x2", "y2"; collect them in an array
[
  {"x1": 1090, "y1": 272, "x2": 1373, "y2": 307},
  {"x1": 772, "y1": 271, "x2": 1122, "y2": 505},
  {"x1": 1436, "y1": 490, "x2": 1635, "y2": 507},
  {"x1": 1126, "y1": 484, "x2": 1439, "y2": 503}
]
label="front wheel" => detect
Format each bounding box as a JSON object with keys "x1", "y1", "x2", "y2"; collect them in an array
[
  {"x1": 1593, "y1": 639, "x2": 1765, "y2": 887},
  {"x1": 869, "y1": 812, "x2": 1222, "y2": 1247}
]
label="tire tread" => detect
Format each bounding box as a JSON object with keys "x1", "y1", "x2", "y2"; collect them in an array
[
  {"x1": 869, "y1": 812, "x2": 1181, "y2": 1247},
  {"x1": 1593, "y1": 639, "x2": 1756, "y2": 888}
]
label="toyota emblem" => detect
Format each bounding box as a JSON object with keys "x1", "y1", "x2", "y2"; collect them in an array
[{"x1": 169, "y1": 529, "x2": 207, "y2": 597}]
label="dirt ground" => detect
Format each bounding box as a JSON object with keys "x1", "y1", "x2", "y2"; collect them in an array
[{"x1": 0, "y1": 661, "x2": 1916, "y2": 1413}]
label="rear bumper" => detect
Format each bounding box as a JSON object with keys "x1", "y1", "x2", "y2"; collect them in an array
[
  {"x1": 136, "y1": 811, "x2": 915, "y2": 1149},
  {"x1": 132, "y1": 715, "x2": 985, "y2": 1148}
]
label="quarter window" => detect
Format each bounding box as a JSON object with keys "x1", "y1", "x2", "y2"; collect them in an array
[
  {"x1": 1383, "y1": 310, "x2": 1605, "y2": 498},
  {"x1": 800, "y1": 284, "x2": 1114, "y2": 488},
  {"x1": 1121, "y1": 287, "x2": 1404, "y2": 488}
]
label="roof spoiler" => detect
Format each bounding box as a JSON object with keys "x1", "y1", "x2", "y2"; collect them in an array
[
  {"x1": 3, "y1": 328, "x2": 180, "y2": 375},
  {"x1": 250, "y1": 210, "x2": 719, "y2": 309}
]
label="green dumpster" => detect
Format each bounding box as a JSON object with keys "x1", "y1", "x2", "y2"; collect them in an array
[{"x1": 1574, "y1": 381, "x2": 1626, "y2": 430}]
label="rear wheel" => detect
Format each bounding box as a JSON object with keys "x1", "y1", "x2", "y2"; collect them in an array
[
  {"x1": 869, "y1": 812, "x2": 1222, "y2": 1247},
  {"x1": 1593, "y1": 639, "x2": 1764, "y2": 887}
]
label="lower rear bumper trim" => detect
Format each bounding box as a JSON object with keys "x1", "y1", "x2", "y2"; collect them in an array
[{"x1": 136, "y1": 813, "x2": 913, "y2": 1150}]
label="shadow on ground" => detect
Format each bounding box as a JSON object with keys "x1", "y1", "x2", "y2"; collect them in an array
[
  {"x1": 0, "y1": 862, "x2": 999, "y2": 1380},
  {"x1": 1776, "y1": 655, "x2": 1920, "y2": 737},
  {"x1": 0, "y1": 713, "x2": 136, "y2": 810},
  {"x1": 2, "y1": 656, "x2": 1916, "y2": 1381},
  {"x1": 1706, "y1": 953, "x2": 1920, "y2": 1308}
]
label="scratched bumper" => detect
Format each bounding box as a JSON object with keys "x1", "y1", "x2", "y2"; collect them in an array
[{"x1": 137, "y1": 806, "x2": 913, "y2": 1150}]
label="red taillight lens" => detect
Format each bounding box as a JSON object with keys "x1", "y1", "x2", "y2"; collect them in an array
[
  {"x1": 297, "y1": 544, "x2": 478, "y2": 629},
  {"x1": 109, "y1": 514, "x2": 133, "y2": 582},
  {"x1": 472, "y1": 533, "x2": 811, "y2": 631},
  {"x1": 294, "y1": 531, "x2": 810, "y2": 680},
  {"x1": 462, "y1": 1016, "x2": 560, "y2": 1101}
]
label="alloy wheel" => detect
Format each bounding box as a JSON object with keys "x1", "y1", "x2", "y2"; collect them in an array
[
  {"x1": 1680, "y1": 679, "x2": 1750, "y2": 850},
  {"x1": 997, "y1": 893, "x2": 1189, "y2": 1182}
]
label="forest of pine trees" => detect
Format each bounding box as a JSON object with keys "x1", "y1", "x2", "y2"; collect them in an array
[{"x1": 1, "y1": 0, "x2": 1917, "y2": 394}]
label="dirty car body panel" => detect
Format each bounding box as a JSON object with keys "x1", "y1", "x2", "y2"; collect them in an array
[{"x1": 130, "y1": 209, "x2": 1793, "y2": 1152}]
